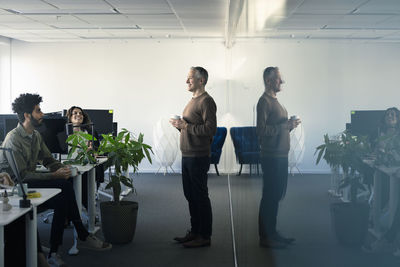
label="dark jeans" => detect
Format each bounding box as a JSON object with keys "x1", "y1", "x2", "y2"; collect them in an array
[
  {"x1": 182, "y1": 156, "x2": 212, "y2": 239},
  {"x1": 259, "y1": 155, "x2": 288, "y2": 239},
  {"x1": 27, "y1": 178, "x2": 89, "y2": 251}
]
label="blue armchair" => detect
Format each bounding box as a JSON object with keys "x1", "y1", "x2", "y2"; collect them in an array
[
  {"x1": 230, "y1": 127, "x2": 260, "y2": 176},
  {"x1": 210, "y1": 127, "x2": 227, "y2": 176}
]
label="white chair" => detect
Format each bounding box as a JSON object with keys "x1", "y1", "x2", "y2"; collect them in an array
[{"x1": 152, "y1": 118, "x2": 179, "y2": 175}]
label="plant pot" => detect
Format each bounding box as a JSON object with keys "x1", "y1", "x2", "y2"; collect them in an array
[
  {"x1": 330, "y1": 202, "x2": 370, "y2": 247},
  {"x1": 100, "y1": 201, "x2": 138, "y2": 244}
]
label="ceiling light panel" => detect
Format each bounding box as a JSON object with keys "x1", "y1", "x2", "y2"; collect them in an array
[
  {"x1": 0, "y1": 0, "x2": 56, "y2": 12},
  {"x1": 102, "y1": 28, "x2": 149, "y2": 37},
  {"x1": 170, "y1": 0, "x2": 226, "y2": 16},
  {"x1": 61, "y1": 28, "x2": 113, "y2": 38},
  {"x1": 295, "y1": 0, "x2": 366, "y2": 14},
  {"x1": 376, "y1": 16, "x2": 400, "y2": 29},
  {"x1": 125, "y1": 14, "x2": 181, "y2": 28},
  {"x1": 0, "y1": 14, "x2": 50, "y2": 29},
  {"x1": 356, "y1": 0, "x2": 400, "y2": 14},
  {"x1": 274, "y1": 14, "x2": 344, "y2": 29},
  {"x1": 45, "y1": 0, "x2": 112, "y2": 11},
  {"x1": 0, "y1": 27, "x2": 29, "y2": 34},
  {"x1": 25, "y1": 29, "x2": 77, "y2": 38},
  {"x1": 75, "y1": 14, "x2": 134, "y2": 27},
  {"x1": 327, "y1": 14, "x2": 393, "y2": 29},
  {"x1": 348, "y1": 29, "x2": 398, "y2": 38},
  {"x1": 143, "y1": 29, "x2": 187, "y2": 37},
  {"x1": 107, "y1": 0, "x2": 171, "y2": 13},
  {"x1": 381, "y1": 30, "x2": 400, "y2": 39},
  {"x1": 24, "y1": 14, "x2": 89, "y2": 28},
  {"x1": 0, "y1": 31, "x2": 39, "y2": 39}
]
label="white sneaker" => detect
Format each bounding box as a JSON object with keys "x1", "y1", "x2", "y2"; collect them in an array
[
  {"x1": 78, "y1": 234, "x2": 112, "y2": 251},
  {"x1": 47, "y1": 253, "x2": 68, "y2": 267}
]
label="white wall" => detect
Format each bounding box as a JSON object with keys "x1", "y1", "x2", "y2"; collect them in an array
[
  {"x1": 0, "y1": 36, "x2": 11, "y2": 114},
  {"x1": 7, "y1": 39, "x2": 400, "y2": 173}
]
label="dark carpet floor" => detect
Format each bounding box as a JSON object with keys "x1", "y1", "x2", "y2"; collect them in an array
[{"x1": 37, "y1": 173, "x2": 400, "y2": 267}]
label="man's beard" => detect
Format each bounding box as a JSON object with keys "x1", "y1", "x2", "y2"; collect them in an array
[{"x1": 31, "y1": 116, "x2": 42, "y2": 128}]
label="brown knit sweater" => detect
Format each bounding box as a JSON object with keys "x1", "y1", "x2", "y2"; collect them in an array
[
  {"x1": 256, "y1": 92, "x2": 290, "y2": 157},
  {"x1": 180, "y1": 92, "x2": 217, "y2": 157}
]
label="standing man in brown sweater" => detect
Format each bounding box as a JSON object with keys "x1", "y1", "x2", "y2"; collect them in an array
[
  {"x1": 256, "y1": 67, "x2": 301, "y2": 249},
  {"x1": 170, "y1": 66, "x2": 217, "y2": 248}
]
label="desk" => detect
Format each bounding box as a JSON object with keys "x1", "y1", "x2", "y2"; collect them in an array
[
  {"x1": 364, "y1": 159, "x2": 400, "y2": 236},
  {"x1": 64, "y1": 157, "x2": 107, "y2": 233},
  {"x1": 0, "y1": 188, "x2": 61, "y2": 267},
  {"x1": 62, "y1": 157, "x2": 107, "y2": 255}
]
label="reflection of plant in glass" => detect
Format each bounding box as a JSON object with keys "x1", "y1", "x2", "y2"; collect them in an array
[
  {"x1": 98, "y1": 129, "x2": 153, "y2": 205},
  {"x1": 65, "y1": 131, "x2": 96, "y2": 165},
  {"x1": 375, "y1": 133, "x2": 400, "y2": 167},
  {"x1": 315, "y1": 131, "x2": 371, "y2": 202}
]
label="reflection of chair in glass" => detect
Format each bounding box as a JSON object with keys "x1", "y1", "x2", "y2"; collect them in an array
[
  {"x1": 210, "y1": 127, "x2": 227, "y2": 176},
  {"x1": 289, "y1": 122, "x2": 305, "y2": 175},
  {"x1": 230, "y1": 127, "x2": 260, "y2": 176}
]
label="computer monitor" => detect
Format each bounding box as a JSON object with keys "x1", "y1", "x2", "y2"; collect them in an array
[
  {"x1": 85, "y1": 109, "x2": 113, "y2": 136},
  {"x1": 0, "y1": 114, "x2": 18, "y2": 141},
  {"x1": 36, "y1": 117, "x2": 68, "y2": 154},
  {"x1": 1, "y1": 113, "x2": 68, "y2": 154},
  {"x1": 350, "y1": 110, "x2": 385, "y2": 141},
  {"x1": 4, "y1": 118, "x2": 19, "y2": 136},
  {"x1": 63, "y1": 109, "x2": 114, "y2": 136}
]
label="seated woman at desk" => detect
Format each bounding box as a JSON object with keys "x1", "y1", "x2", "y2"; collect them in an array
[
  {"x1": 66, "y1": 106, "x2": 105, "y2": 210},
  {"x1": 1, "y1": 172, "x2": 50, "y2": 267},
  {"x1": 365, "y1": 107, "x2": 400, "y2": 256}
]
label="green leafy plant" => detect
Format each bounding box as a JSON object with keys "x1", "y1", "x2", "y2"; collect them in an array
[
  {"x1": 65, "y1": 131, "x2": 97, "y2": 165},
  {"x1": 315, "y1": 131, "x2": 371, "y2": 202},
  {"x1": 97, "y1": 128, "x2": 153, "y2": 204}
]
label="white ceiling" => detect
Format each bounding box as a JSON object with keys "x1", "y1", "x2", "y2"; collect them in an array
[{"x1": 0, "y1": 0, "x2": 399, "y2": 44}]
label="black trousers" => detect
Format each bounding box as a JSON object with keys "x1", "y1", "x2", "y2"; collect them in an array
[
  {"x1": 4, "y1": 215, "x2": 43, "y2": 267},
  {"x1": 27, "y1": 178, "x2": 88, "y2": 250},
  {"x1": 259, "y1": 155, "x2": 288, "y2": 239},
  {"x1": 182, "y1": 156, "x2": 212, "y2": 239}
]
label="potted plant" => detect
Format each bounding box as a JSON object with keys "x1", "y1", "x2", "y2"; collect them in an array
[
  {"x1": 97, "y1": 128, "x2": 152, "y2": 244},
  {"x1": 65, "y1": 131, "x2": 97, "y2": 165},
  {"x1": 315, "y1": 131, "x2": 371, "y2": 246}
]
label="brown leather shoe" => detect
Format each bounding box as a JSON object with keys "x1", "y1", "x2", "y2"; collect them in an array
[
  {"x1": 173, "y1": 231, "x2": 198, "y2": 243},
  {"x1": 182, "y1": 237, "x2": 211, "y2": 248}
]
